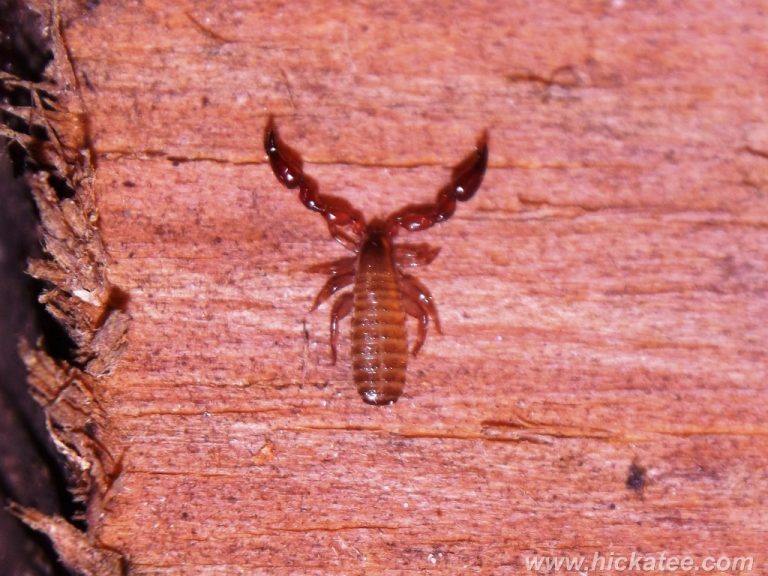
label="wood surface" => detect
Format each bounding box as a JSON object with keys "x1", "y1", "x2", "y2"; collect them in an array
[{"x1": 12, "y1": 0, "x2": 768, "y2": 574}]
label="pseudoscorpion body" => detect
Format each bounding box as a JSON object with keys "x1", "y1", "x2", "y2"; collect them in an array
[{"x1": 264, "y1": 118, "x2": 488, "y2": 405}]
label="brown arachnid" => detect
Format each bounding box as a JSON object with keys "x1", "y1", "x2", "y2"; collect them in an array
[{"x1": 264, "y1": 118, "x2": 488, "y2": 405}]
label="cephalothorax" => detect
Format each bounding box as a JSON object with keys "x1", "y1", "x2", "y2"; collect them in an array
[{"x1": 264, "y1": 118, "x2": 488, "y2": 405}]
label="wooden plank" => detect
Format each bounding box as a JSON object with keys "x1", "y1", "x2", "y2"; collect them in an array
[{"x1": 20, "y1": 0, "x2": 768, "y2": 573}]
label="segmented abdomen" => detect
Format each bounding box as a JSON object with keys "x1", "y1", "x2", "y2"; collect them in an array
[{"x1": 351, "y1": 267, "x2": 407, "y2": 405}]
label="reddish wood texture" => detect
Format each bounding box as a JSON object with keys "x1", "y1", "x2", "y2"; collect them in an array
[{"x1": 31, "y1": 0, "x2": 768, "y2": 573}]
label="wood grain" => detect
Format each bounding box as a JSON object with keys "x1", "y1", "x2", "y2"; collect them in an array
[{"x1": 30, "y1": 0, "x2": 768, "y2": 573}]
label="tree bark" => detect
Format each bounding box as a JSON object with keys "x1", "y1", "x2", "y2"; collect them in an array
[{"x1": 8, "y1": 0, "x2": 767, "y2": 574}]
